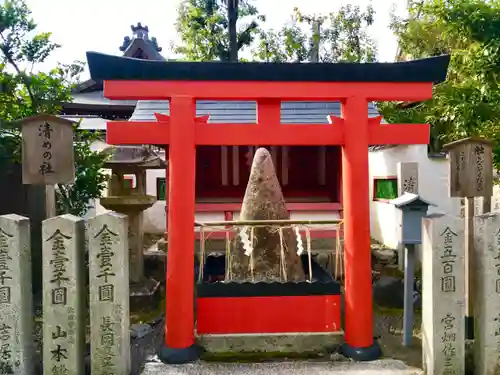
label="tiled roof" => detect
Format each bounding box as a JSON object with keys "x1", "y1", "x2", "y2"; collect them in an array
[
  {"x1": 71, "y1": 91, "x2": 137, "y2": 106},
  {"x1": 130, "y1": 100, "x2": 381, "y2": 123}
]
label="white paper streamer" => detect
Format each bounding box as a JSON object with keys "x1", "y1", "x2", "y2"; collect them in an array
[
  {"x1": 295, "y1": 226, "x2": 304, "y2": 255},
  {"x1": 239, "y1": 227, "x2": 253, "y2": 256}
]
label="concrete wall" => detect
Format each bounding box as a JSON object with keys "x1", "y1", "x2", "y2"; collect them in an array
[{"x1": 368, "y1": 145, "x2": 461, "y2": 249}]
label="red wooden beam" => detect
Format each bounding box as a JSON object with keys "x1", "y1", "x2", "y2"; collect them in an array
[
  {"x1": 194, "y1": 202, "x2": 342, "y2": 212},
  {"x1": 257, "y1": 100, "x2": 281, "y2": 125},
  {"x1": 107, "y1": 117, "x2": 429, "y2": 147},
  {"x1": 369, "y1": 123, "x2": 430, "y2": 145},
  {"x1": 366, "y1": 116, "x2": 429, "y2": 145},
  {"x1": 195, "y1": 124, "x2": 343, "y2": 145},
  {"x1": 106, "y1": 121, "x2": 170, "y2": 144},
  {"x1": 103, "y1": 81, "x2": 433, "y2": 102},
  {"x1": 106, "y1": 121, "x2": 344, "y2": 146}
]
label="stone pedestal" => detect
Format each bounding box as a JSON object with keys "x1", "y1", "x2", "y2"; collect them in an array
[
  {"x1": 42, "y1": 214, "x2": 86, "y2": 375},
  {"x1": 100, "y1": 196, "x2": 160, "y2": 309},
  {"x1": 422, "y1": 213, "x2": 465, "y2": 375},
  {"x1": 88, "y1": 212, "x2": 131, "y2": 375},
  {"x1": 474, "y1": 213, "x2": 500, "y2": 375},
  {"x1": 0, "y1": 214, "x2": 34, "y2": 375}
]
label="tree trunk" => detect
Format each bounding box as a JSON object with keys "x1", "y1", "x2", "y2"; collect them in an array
[
  {"x1": 228, "y1": 0, "x2": 239, "y2": 61},
  {"x1": 227, "y1": 148, "x2": 306, "y2": 282}
]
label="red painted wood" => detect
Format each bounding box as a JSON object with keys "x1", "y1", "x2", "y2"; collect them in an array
[
  {"x1": 341, "y1": 97, "x2": 373, "y2": 348},
  {"x1": 194, "y1": 229, "x2": 341, "y2": 240},
  {"x1": 105, "y1": 78, "x2": 433, "y2": 351},
  {"x1": 257, "y1": 100, "x2": 281, "y2": 124},
  {"x1": 165, "y1": 97, "x2": 197, "y2": 348},
  {"x1": 196, "y1": 295, "x2": 342, "y2": 334},
  {"x1": 196, "y1": 147, "x2": 224, "y2": 196},
  {"x1": 287, "y1": 146, "x2": 323, "y2": 191},
  {"x1": 107, "y1": 121, "x2": 345, "y2": 146},
  {"x1": 104, "y1": 80, "x2": 433, "y2": 101},
  {"x1": 193, "y1": 202, "x2": 342, "y2": 212},
  {"x1": 195, "y1": 145, "x2": 341, "y2": 201},
  {"x1": 107, "y1": 121, "x2": 169, "y2": 144},
  {"x1": 370, "y1": 123, "x2": 430, "y2": 145},
  {"x1": 108, "y1": 120, "x2": 430, "y2": 147},
  {"x1": 197, "y1": 188, "x2": 335, "y2": 199},
  {"x1": 194, "y1": 123, "x2": 344, "y2": 146}
]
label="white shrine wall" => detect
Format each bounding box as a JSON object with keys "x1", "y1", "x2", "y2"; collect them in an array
[{"x1": 369, "y1": 144, "x2": 461, "y2": 251}]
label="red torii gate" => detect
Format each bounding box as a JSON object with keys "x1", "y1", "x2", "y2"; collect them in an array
[{"x1": 87, "y1": 52, "x2": 450, "y2": 363}]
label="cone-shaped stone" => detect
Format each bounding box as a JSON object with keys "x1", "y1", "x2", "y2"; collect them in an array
[{"x1": 227, "y1": 148, "x2": 306, "y2": 282}]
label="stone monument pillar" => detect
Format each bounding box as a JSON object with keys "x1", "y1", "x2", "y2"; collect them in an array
[
  {"x1": 0, "y1": 214, "x2": 34, "y2": 375},
  {"x1": 474, "y1": 212, "x2": 500, "y2": 375},
  {"x1": 88, "y1": 212, "x2": 131, "y2": 375},
  {"x1": 42, "y1": 214, "x2": 86, "y2": 375},
  {"x1": 422, "y1": 213, "x2": 465, "y2": 375}
]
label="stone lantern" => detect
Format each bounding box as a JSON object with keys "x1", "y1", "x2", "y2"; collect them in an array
[{"x1": 100, "y1": 145, "x2": 167, "y2": 306}]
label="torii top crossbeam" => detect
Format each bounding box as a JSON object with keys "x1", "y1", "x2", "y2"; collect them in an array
[{"x1": 86, "y1": 51, "x2": 450, "y2": 362}]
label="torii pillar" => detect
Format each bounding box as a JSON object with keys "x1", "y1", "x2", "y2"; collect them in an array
[{"x1": 86, "y1": 50, "x2": 450, "y2": 364}]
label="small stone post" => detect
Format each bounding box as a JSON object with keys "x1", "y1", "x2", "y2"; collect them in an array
[
  {"x1": 88, "y1": 212, "x2": 130, "y2": 375},
  {"x1": 42, "y1": 214, "x2": 86, "y2": 375},
  {"x1": 0, "y1": 214, "x2": 34, "y2": 375},
  {"x1": 474, "y1": 213, "x2": 500, "y2": 374},
  {"x1": 422, "y1": 213, "x2": 465, "y2": 375}
]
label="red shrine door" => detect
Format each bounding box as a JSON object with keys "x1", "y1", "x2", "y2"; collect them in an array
[{"x1": 87, "y1": 51, "x2": 449, "y2": 362}]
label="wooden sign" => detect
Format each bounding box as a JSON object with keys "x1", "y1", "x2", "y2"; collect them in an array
[
  {"x1": 443, "y1": 137, "x2": 493, "y2": 198},
  {"x1": 21, "y1": 115, "x2": 75, "y2": 185}
]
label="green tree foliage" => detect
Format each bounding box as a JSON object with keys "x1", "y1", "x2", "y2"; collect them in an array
[
  {"x1": 252, "y1": 5, "x2": 377, "y2": 63},
  {"x1": 175, "y1": 0, "x2": 265, "y2": 61},
  {"x1": 0, "y1": 0, "x2": 109, "y2": 216},
  {"x1": 378, "y1": 0, "x2": 500, "y2": 167}
]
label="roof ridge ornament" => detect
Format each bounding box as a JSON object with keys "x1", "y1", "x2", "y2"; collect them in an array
[{"x1": 119, "y1": 23, "x2": 162, "y2": 53}]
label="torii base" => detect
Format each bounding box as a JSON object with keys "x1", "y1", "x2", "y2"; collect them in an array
[
  {"x1": 341, "y1": 341, "x2": 383, "y2": 362},
  {"x1": 158, "y1": 343, "x2": 202, "y2": 364}
]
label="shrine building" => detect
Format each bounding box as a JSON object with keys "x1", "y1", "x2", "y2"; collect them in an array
[
  {"x1": 61, "y1": 23, "x2": 459, "y2": 247},
  {"x1": 60, "y1": 23, "x2": 380, "y2": 238}
]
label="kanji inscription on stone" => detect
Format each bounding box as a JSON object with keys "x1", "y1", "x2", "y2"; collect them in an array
[
  {"x1": 42, "y1": 215, "x2": 85, "y2": 375},
  {"x1": 88, "y1": 212, "x2": 130, "y2": 375}
]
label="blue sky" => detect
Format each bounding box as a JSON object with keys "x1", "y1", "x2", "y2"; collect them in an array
[{"x1": 24, "y1": 0, "x2": 407, "y2": 78}]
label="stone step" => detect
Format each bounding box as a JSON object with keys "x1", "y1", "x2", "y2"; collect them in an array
[
  {"x1": 141, "y1": 359, "x2": 423, "y2": 375},
  {"x1": 197, "y1": 332, "x2": 344, "y2": 354}
]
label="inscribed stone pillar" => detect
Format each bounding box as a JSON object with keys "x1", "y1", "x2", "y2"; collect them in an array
[
  {"x1": 128, "y1": 211, "x2": 144, "y2": 283},
  {"x1": 397, "y1": 162, "x2": 419, "y2": 196},
  {"x1": 474, "y1": 213, "x2": 500, "y2": 375},
  {"x1": 42, "y1": 214, "x2": 85, "y2": 375},
  {"x1": 422, "y1": 213, "x2": 465, "y2": 375},
  {"x1": 0, "y1": 214, "x2": 34, "y2": 375},
  {"x1": 88, "y1": 212, "x2": 130, "y2": 375}
]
